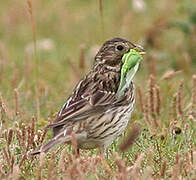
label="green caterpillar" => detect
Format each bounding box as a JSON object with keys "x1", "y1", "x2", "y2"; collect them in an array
[{"x1": 117, "y1": 49, "x2": 144, "y2": 98}]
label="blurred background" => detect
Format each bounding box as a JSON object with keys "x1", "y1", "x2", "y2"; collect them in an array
[{"x1": 0, "y1": 0, "x2": 195, "y2": 123}]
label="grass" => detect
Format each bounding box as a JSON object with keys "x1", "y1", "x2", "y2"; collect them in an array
[{"x1": 0, "y1": 0, "x2": 196, "y2": 179}]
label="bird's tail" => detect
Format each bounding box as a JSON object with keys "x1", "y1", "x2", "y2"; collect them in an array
[{"x1": 31, "y1": 130, "x2": 71, "y2": 155}]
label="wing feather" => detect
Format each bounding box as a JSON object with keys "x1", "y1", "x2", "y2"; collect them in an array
[
  {"x1": 48, "y1": 74, "x2": 133, "y2": 129},
  {"x1": 48, "y1": 91, "x2": 118, "y2": 128}
]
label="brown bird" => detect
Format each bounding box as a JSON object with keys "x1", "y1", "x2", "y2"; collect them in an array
[{"x1": 32, "y1": 37, "x2": 144, "y2": 155}]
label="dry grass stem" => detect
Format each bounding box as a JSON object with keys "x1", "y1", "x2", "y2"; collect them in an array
[
  {"x1": 79, "y1": 44, "x2": 86, "y2": 73},
  {"x1": 47, "y1": 152, "x2": 55, "y2": 180},
  {"x1": 2, "y1": 148, "x2": 10, "y2": 167},
  {"x1": 172, "y1": 93, "x2": 177, "y2": 121},
  {"x1": 141, "y1": 166, "x2": 153, "y2": 180},
  {"x1": 148, "y1": 75, "x2": 158, "y2": 127},
  {"x1": 119, "y1": 124, "x2": 140, "y2": 152},
  {"x1": 145, "y1": 17, "x2": 168, "y2": 48},
  {"x1": 12, "y1": 165, "x2": 19, "y2": 180},
  {"x1": 148, "y1": 75, "x2": 155, "y2": 116},
  {"x1": 58, "y1": 149, "x2": 66, "y2": 173},
  {"x1": 19, "y1": 154, "x2": 27, "y2": 167},
  {"x1": 0, "y1": 93, "x2": 12, "y2": 118},
  {"x1": 137, "y1": 86, "x2": 144, "y2": 113},
  {"x1": 161, "y1": 70, "x2": 182, "y2": 80},
  {"x1": 114, "y1": 152, "x2": 127, "y2": 180},
  {"x1": 27, "y1": 0, "x2": 37, "y2": 55},
  {"x1": 144, "y1": 95, "x2": 151, "y2": 128},
  {"x1": 14, "y1": 89, "x2": 19, "y2": 115},
  {"x1": 149, "y1": 56, "x2": 156, "y2": 76},
  {"x1": 98, "y1": 0, "x2": 104, "y2": 38},
  {"x1": 7, "y1": 128, "x2": 13, "y2": 146},
  {"x1": 0, "y1": 43, "x2": 7, "y2": 83},
  {"x1": 67, "y1": 58, "x2": 81, "y2": 81},
  {"x1": 191, "y1": 75, "x2": 196, "y2": 112},
  {"x1": 129, "y1": 153, "x2": 145, "y2": 178},
  {"x1": 155, "y1": 85, "x2": 161, "y2": 116},
  {"x1": 160, "y1": 160, "x2": 167, "y2": 178},
  {"x1": 177, "y1": 80, "x2": 184, "y2": 116},
  {"x1": 27, "y1": 0, "x2": 40, "y2": 121},
  {"x1": 71, "y1": 132, "x2": 78, "y2": 158},
  {"x1": 37, "y1": 152, "x2": 45, "y2": 180}
]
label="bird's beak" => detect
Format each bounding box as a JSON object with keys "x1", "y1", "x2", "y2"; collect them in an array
[
  {"x1": 133, "y1": 45, "x2": 145, "y2": 56},
  {"x1": 127, "y1": 41, "x2": 145, "y2": 56},
  {"x1": 139, "y1": 51, "x2": 146, "y2": 55}
]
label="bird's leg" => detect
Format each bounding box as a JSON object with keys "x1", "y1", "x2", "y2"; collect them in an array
[
  {"x1": 100, "y1": 146, "x2": 110, "y2": 158},
  {"x1": 100, "y1": 146, "x2": 114, "y2": 176},
  {"x1": 100, "y1": 147, "x2": 105, "y2": 157}
]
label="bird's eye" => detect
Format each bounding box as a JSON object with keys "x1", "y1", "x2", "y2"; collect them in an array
[{"x1": 116, "y1": 45, "x2": 124, "y2": 51}]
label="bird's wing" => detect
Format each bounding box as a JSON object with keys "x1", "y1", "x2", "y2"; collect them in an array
[
  {"x1": 47, "y1": 79, "x2": 131, "y2": 129},
  {"x1": 48, "y1": 90, "x2": 120, "y2": 128}
]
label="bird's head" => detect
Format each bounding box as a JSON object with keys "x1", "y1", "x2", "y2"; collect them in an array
[{"x1": 94, "y1": 37, "x2": 144, "y2": 72}]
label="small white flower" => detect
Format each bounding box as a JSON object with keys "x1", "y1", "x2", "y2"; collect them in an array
[{"x1": 132, "y1": 0, "x2": 146, "y2": 12}]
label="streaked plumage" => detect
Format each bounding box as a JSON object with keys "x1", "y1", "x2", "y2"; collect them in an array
[{"x1": 32, "y1": 37, "x2": 144, "y2": 155}]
